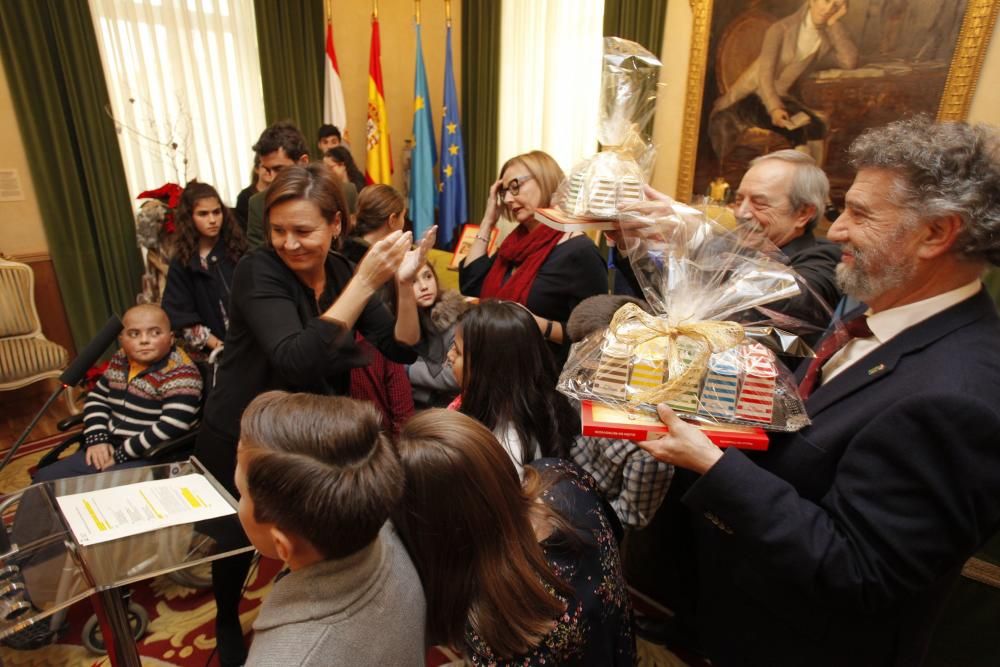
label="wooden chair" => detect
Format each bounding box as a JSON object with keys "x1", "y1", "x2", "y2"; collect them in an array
[{"x1": 0, "y1": 257, "x2": 74, "y2": 412}]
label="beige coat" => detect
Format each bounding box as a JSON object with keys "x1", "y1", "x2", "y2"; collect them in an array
[{"x1": 713, "y1": 4, "x2": 858, "y2": 115}]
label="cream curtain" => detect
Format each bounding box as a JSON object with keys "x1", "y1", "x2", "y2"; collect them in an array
[
  {"x1": 89, "y1": 0, "x2": 266, "y2": 204},
  {"x1": 497, "y1": 0, "x2": 605, "y2": 176}
]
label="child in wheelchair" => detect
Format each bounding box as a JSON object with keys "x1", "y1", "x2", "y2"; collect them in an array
[
  {"x1": 34, "y1": 304, "x2": 202, "y2": 482},
  {"x1": 1, "y1": 305, "x2": 203, "y2": 650}
]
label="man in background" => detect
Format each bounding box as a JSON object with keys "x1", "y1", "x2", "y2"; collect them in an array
[
  {"x1": 246, "y1": 122, "x2": 310, "y2": 248},
  {"x1": 733, "y1": 149, "x2": 842, "y2": 332},
  {"x1": 317, "y1": 123, "x2": 341, "y2": 155}
]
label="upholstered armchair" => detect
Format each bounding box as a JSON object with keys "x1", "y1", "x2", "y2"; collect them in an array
[{"x1": 0, "y1": 257, "x2": 75, "y2": 412}]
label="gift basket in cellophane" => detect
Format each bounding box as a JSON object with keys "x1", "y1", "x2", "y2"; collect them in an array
[
  {"x1": 559, "y1": 199, "x2": 818, "y2": 435},
  {"x1": 535, "y1": 36, "x2": 661, "y2": 230}
]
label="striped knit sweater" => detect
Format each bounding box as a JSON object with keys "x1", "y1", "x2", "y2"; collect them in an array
[{"x1": 83, "y1": 347, "x2": 203, "y2": 464}]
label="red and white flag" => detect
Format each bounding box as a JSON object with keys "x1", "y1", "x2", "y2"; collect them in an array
[{"x1": 323, "y1": 21, "x2": 347, "y2": 132}]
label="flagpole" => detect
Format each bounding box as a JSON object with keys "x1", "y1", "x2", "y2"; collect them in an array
[
  {"x1": 444, "y1": 0, "x2": 451, "y2": 28},
  {"x1": 414, "y1": 0, "x2": 420, "y2": 24},
  {"x1": 372, "y1": 0, "x2": 378, "y2": 21}
]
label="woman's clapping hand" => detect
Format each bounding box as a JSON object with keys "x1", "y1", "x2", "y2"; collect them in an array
[
  {"x1": 397, "y1": 226, "x2": 438, "y2": 284},
  {"x1": 356, "y1": 230, "x2": 413, "y2": 290}
]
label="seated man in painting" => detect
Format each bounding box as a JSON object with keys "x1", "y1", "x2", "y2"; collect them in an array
[{"x1": 709, "y1": 0, "x2": 858, "y2": 166}]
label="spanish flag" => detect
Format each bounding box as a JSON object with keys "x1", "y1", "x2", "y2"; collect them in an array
[{"x1": 365, "y1": 16, "x2": 392, "y2": 185}]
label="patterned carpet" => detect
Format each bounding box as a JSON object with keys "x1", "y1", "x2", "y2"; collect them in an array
[{"x1": 0, "y1": 434, "x2": 689, "y2": 666}]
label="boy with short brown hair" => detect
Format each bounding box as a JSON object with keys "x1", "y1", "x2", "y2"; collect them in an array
[{"x1": 236, "y1": 391, "x2": 425, "y2": 667}]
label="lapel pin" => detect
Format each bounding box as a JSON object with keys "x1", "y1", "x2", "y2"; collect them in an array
[{"x1": 867, "y1": 363, "x2": 886, "y2": 376}]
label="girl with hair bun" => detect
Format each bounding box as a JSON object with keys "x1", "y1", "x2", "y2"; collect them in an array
[
  {"x1": 337, "y1": 183, "x2": 416, "y2": 433},
  {"x1": 340, "y1": 183, "x2": 407, "y2": 265}
]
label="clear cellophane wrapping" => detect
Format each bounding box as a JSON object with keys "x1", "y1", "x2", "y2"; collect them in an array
[
  {"x1": 558, "y1": 199, "x2": 819, "y2": 432},
  {"x1": 554, "y1": 37, "x2": 661, "y2": 219}
]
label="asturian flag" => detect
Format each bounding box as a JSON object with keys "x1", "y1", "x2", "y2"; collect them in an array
[
  {"x1": 323, "y1": 19, "x2": 347, "y2": 132},
  {"x1": 409, "y1": 23, "x2": 437, "y2": 238},
  {"x1": 365, "y1": 17, "x2": 392, "y2": 185},
  {"x1": 438, "y1": 24, "x2": 467, "y2": 249}
]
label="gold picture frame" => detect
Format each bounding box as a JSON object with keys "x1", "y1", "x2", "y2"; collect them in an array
[{"x1": 676, "y1": 0, "x2": 1000, "y2": 203}]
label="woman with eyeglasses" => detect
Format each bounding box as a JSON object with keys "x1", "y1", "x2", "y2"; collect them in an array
[{"x1": 459, "y1": 150, "x2": 607, "y2": 363}]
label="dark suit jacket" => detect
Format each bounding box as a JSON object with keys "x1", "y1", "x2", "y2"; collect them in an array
[
  {"x1": 757, "y1": 231, "x2": 842, "y2": 342},
  {"x1": 682, "y1": 288, "x2": 1000, "y2": 666}
]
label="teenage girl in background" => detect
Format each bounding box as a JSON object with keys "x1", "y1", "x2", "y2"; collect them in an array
[
  {"x1": 406, "y1": 260, "x2": 469, "y2": 408},
  {"x1": 162, "y1": 180, "x2": 247, "y2": 368},
  {"x1": 338, "y1": 183, "x2": 415, "y2": 434},
  {"x1": 447, "y1": 300, "x2": 578, "y2": 477},
  {"x1": 324, "y1": 145, "x2": 368, "y2": 195},
  {"x1": 340, "y1": 184, "x2": 406, "y2": 265}
]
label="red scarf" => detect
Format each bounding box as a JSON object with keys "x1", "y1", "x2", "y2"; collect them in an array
[{"x1": 480, "y1": 224, "x2": 562, "y2": 305}]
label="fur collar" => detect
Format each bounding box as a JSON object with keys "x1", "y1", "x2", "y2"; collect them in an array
[{"x1": 430, "y1": 289, "x2": 469, "y2": 332}]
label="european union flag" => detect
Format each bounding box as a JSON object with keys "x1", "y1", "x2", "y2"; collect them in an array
[
  {"x1": 409, "y1": 23, "x2": 437, "y2": 239},
  {"x1": 438, "y1": 25, "x2": 467, "y2": 250}
]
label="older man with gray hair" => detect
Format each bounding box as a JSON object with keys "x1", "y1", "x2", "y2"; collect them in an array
[
  {"x1": 612, "y1": 149, "x2": 840, "y2": 333},
  {"x1": 733, "y1": 148, "x2": 841, "y2": 328},
  {"x1": 640, "y1": 116, "x2": 1000, "y2": 666}
]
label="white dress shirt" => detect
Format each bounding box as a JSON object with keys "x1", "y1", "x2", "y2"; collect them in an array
[
  {"x1": 796, "y1": 11, "x2": 823, "y2": 61},
  {"x1": 821, "y1": 280, "x2": 982, "y2": 385}
]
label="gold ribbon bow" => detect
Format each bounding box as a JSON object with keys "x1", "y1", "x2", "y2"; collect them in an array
[
  {"x1": 604, "y1": 127, "x2": 649, "y2": 162},
  {"x1": 607, "y1": 303, "x2": 745, "y2": 405}
]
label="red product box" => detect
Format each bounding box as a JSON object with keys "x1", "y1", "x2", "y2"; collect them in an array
[{"x1": 581, "y1": 400, "x2": 769, "y2": 450}]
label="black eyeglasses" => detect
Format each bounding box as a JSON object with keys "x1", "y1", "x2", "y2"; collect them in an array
[{"x1": 497, "y1": 174, "x2": 535, "y2": 201}]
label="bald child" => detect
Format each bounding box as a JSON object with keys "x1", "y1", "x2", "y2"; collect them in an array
[{"x1": 34, "y1": 304, "x2": 203, "y2": 481}]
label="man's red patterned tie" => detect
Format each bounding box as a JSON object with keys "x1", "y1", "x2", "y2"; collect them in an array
[{"x1": 798, "y1": 315, "x2": 873, "y2": 400}]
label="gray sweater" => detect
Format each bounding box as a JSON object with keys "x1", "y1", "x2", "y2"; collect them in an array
[{"x1": 246, "y1": 524, "x2": 426, "y2": 666}]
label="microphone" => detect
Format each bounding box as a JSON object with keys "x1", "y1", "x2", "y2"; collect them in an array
[{"x1": 60, "y1": 315, "x2": 123, "y2": 387}]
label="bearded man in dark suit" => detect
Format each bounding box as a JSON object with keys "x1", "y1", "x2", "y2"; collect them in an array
[{"x1": 641, "y1": 116, "x2": 1000, "y2": 666}]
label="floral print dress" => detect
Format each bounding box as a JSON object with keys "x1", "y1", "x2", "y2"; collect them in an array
[{"x1": 464, "y1": 459, "x2": 637, "y2": 666}]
